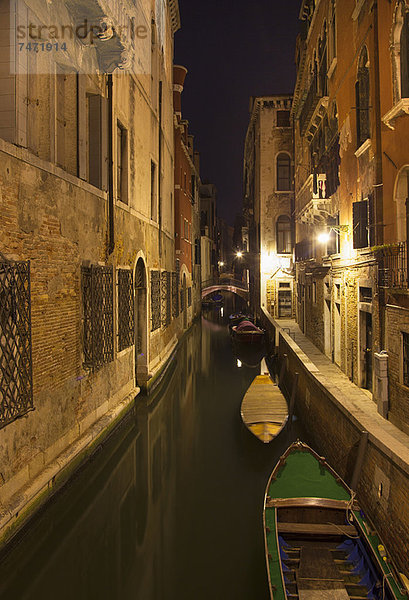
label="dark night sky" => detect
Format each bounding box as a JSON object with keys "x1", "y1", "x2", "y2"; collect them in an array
[{"x1": 174, "y1": 0, "x2": 301, "y2": 225}]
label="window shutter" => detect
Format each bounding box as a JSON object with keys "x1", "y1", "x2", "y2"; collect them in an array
[
  {"x1": 401, "y1": 13, "x2": 409, "y2": 98},
  {"x1": 353, "y1": 200, "x2": 369, "y2": 249},
  {"x1": 368, "y1": 193, "x2": 375, "y2": 247},
  {"x1": 88, "y1": 95, "x2": 102, "y2": 188},
  {"x1": 355, "y1": 80, "x2": 361, "y2": 147}
]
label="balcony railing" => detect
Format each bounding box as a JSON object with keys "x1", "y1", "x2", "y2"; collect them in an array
[
  {"x1": 377, "y1": 242, "x2": 408, "y2": 289},
  {"x1": 299, "y1": 78, "x2": 321, "y2": 135},
  {"x1": 295, "y1": 240, "x2": 314, "y2": 262}
]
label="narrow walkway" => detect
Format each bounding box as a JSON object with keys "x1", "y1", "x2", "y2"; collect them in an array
[{"x1": 274, "y1": 318, "x2": 409, "y2": 472}]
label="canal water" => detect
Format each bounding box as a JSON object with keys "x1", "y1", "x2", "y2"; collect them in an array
[{"x1": 0, "y1": 301, "x2": 308, "y2": 600}]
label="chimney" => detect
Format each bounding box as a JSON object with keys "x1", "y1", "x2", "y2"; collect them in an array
[{"x1": 173, "y1": 65, "x2": 188, "y2": 120}]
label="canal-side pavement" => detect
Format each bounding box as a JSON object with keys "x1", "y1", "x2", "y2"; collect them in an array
[{"x1": 274, "y1": 317, "x2": 409, "y2": 475}]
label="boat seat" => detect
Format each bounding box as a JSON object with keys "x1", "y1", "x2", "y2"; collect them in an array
[{"x1": 277, "y1": 522, "x2": 357, "y2": 536}]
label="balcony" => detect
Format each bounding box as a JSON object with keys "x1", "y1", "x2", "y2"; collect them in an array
[
  {"x1": 377, "y1": 243, "x2": 408, "y2": 289},
  {"x1": 296, "y1": 174, "x2": 332, "y2": 225},
  {"x1": 298, "y1": 78, "x2": 329, "y2": 139},
  {"x1": 295, "y1": 239, "x2": 314, "y2": 262}
]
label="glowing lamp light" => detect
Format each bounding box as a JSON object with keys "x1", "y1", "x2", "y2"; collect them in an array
[
  {"x1": 318, "y1": 231, "x2": 330, "y2": 244},
  {"x1": 236, "y1": 251, "x2": 243, "y2": 258},
  {"x1": 237, "y1": 359, "x2": 242, "y2": 368},
  {"x1": 219, "y1": 261, "x2": 224, "y2": 267}
]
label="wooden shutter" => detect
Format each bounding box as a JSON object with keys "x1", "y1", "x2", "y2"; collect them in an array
[
  {"x1": 88, "y1": 94, "x2": 102, "y2": 188},
  {"x1": 401, "y1": 13, "x2": 409, "y2": 98},
  {"x1": 353, "y1": 200, "x2": 369, "y2": 249}
]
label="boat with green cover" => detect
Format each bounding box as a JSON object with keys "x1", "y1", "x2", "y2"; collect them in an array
[{"x1": 263, "y1": 440, "x2": 409, "y2": 600}]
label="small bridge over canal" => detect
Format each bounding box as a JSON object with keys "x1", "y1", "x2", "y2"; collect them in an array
[{"x1": 202, "y1": 276, "x2": 249, "y2": 301}]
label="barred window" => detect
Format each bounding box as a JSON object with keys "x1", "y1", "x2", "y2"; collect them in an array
[
  {"x1": 118, "y1": 269, "x2": 134, "y2": 351},
  {"x1": 180, "y1": 285, "x2": 185, "y2": 312},
  {"x1": 187, "y1": 287, "x2": 192, "y2": 307},
  {"x1": 0, "y1": 258, "x2": 33, "y2": 429},
  {"x1": 150, "y1": 270, "x2": 161, "y2": 331},
  {"x1": 82, "y1": 265, "x2": 114, "y2": 370},
  {"x1": 161, "y1": 271, "x2": 171, "y2": 327},
  {"x1": 172, "y1": 272, "x2": 179, "y2": 318},
  {"x1": 403, "y1": 332, "x2": 409, "y2": 387}
]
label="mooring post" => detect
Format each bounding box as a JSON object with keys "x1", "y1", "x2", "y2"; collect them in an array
[{"x1": 350, "y1": 430, "x2": 369, "y2": 491}]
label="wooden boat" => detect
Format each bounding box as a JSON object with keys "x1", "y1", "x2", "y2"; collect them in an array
[
  {"x1": 202, "y1": 293, "x2": 223, "y2": 308},
  {"x1": 240, "y1": 360, "x2": 288, "y2": 443},
  {"x1": 231, "y1": 319, "x2": 265, "y2": 343},
  {"x1": 263, "y1": 440, "x2": 408, "y2": 600}
]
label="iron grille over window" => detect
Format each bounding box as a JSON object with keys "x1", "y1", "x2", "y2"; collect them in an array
[
  {"x1": 0, "y1": 257, "x2": 33, "y2": 429},
  {"x1": 151, "y1": 270, "x2": 161, "y2": 331},
  {"x1": 172, "y1": 272, "x2": 179, "y2": 318},
  {"x1": 180, "y1": 285, "x2": 185, "y2": 312},
  {"x1": 82, "y1": 265, "x2": 114, "y2": 370},
  {"x1": 118, "y1": 269, "x2": 134, "y2": 351},
  {"x1": 161, "y1": 271, "x2": 171, "y2": 327},
  {"x1": 187, "y1": 287, "x2": 192, "y2": 307},
  {"x1": 404, "y1": 332, "x2": 409, "y2": 387}
]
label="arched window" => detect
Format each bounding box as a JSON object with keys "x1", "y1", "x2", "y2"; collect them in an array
[
  {"x1": 276, "y1": 215, "x2": 292, "y2": 254},
  {"x1": 276, "y1": 153, "x2": 291, "y2": 191},
  {"x1": 401, "y1": 11, "x2": 409, "y2": 98},
  {"x1": 355, "y1": 46, "x2": 370, "y2": 148}
]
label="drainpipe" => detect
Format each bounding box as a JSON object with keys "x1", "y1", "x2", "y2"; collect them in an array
[
  {"x1": 107, "y1": 74, "x2": 115, "y2": 256},
  {"x1": 158, "y1": 80, "x2": 163, "y2": 257},
  {"x1": 372, "y1": 0, "x2": 385, "y2": 350}
]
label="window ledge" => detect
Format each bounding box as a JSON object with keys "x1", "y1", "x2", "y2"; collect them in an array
[
  {"x1": 354, "y1": 138, "x2": 371, "y2": 158},
  {"x1": 327, "y1": 57, "x2": 337, "y2": 79},
  {"x1": 382, "y1": 98, "x2": 409, "y2": 130}
]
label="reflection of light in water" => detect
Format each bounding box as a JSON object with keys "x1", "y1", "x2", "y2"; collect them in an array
[
  {"x1": 237, "y1": 359, "x2": 242, "y2": 368},
  {"x1": 220, "y1": 307, "x2": 224, "y2": 317}
]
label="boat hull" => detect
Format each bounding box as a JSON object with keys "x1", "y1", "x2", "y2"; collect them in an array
[{"x1": 263, "y1": 441, "x2": 407, "y2": 600}]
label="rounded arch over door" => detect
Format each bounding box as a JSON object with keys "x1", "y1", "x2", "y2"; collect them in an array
[{"x1": 134, "y1": 257, "x2": 148, "y2": 385}]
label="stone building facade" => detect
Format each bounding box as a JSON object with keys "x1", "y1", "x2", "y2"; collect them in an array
[
  {"x1": 173, "y1": 65, "x2": 201, "y2": 330},
  {"x1": 243, "y1": 95, "x2": 295, "y2": 318},
  {"x1": 200, "y1": 183, "x2": 218, "y2": 285},
  {"x1": 293, "y1": 0, "x2": 409, "y2": 435},
  {"x1": 0, "y1": 0, "x2": 187, "y2": 544}
]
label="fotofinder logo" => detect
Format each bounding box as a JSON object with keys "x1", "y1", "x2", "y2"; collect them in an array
[{"x1": 9, "y1": 0, "x2": 154, "y2": 75}]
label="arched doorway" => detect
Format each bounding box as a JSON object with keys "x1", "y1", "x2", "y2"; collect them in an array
[
  {"x1": 134, "y1": 258, "x2": 147, "y2": 385},
  {"x1": 182, "y1": 273, "x2": 187, "y2": 330}
]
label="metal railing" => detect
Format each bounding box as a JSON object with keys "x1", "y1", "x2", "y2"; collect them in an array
[
  {"x1": 378, "y1": 242, "x2": 408, "y2": 289},
  {"x1": 295, "y1": 240, "x2": 314, "y2": 262},
  {"x1": 202, "y1": 276, "x2": 249, "y2": 291},
  {"x1": 299, "y1": 77, "x2": 322, "y2": 135}
]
